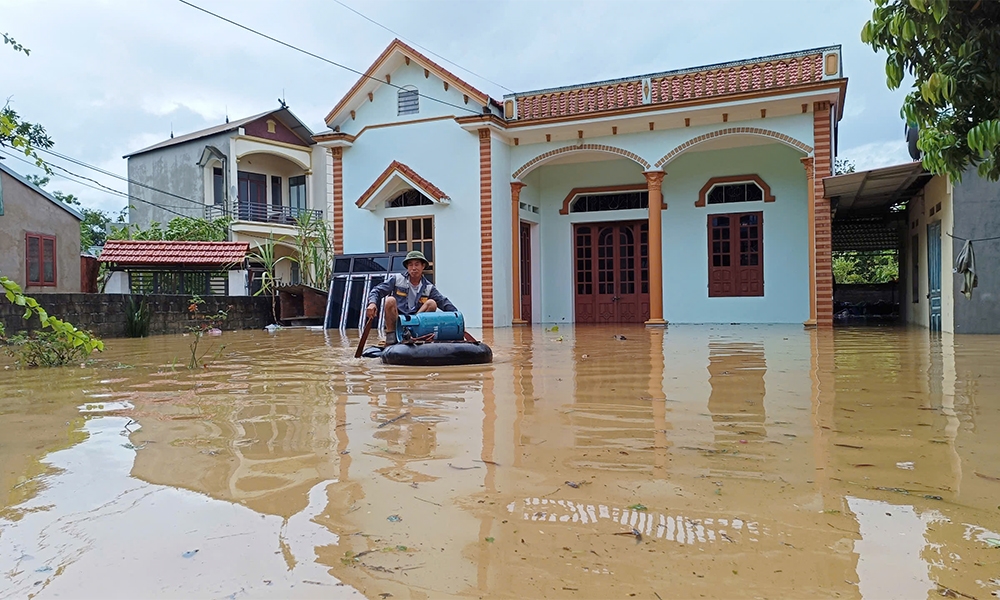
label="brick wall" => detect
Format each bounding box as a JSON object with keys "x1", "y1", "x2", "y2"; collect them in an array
[
  {"x1": 0, "y1": 294, "x2": 276, "y2": 338},
  {"x1": 813, "y1": 101, "x2": 834, "y2": 327}
]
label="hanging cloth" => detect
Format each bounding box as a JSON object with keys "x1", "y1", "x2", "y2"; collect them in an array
[{"x1": 954, "y1": 239, "x2": 978, "y2": 299}]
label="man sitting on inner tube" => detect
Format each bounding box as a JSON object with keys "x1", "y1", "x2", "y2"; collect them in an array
[{"x1": 365, "y1": 250, "x2": 458, "y2": 345}]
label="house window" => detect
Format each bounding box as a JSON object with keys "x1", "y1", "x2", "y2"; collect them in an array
[
  {"x1": 387, "y1": 189, "x2": 432, "y2": 208},
  {"x1": 213, "y1": 168, "x2": 224, "y2": 205},
  {"x1": 398, "y1": 87, "x2": 419, "y2": 116},
  {"x1": 271, "y1": 175, "x2": 282, "y2": 209},
  {"x1": 26, "y1": 233, "x2": 57, "y2": 286},
  {"x1": 707, "y1": 182, "x2": 764, "y2": 204},
  {"x1": 386, "y1": 216, "x2": 434, "y2": 279},
  {"x1": 238, "y1": 171, "x2": 267, "y2": 220},
  {"x1": 571, "y1": 191, "x2": 648, "y2": 213},
  {"x1": 708, "y1": 212, "x2": 763, "y2": 297},
  {"x1": 289, "y1": 175, "x2": 306, "y2": 214}
]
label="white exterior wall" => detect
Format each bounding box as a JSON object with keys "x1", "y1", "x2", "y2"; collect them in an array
[
  {"x1": 105, "y1": 271, "x2": 129, "y2": 294},
  {"x1": 904, "y1": 175, "x2": 954, "y2": 331},
  {"x1": 507, "y1": 113, "x2": 813, "y2": 325},
  {"x1": 337, "y1": 62, "x2": 486, "y2": 137},
  {"x1": 491, "y1": 134, "x2": 513, "y2": 327},
  {"x1": 340, "y1": 119, "x2": 484, "y2": 327}
]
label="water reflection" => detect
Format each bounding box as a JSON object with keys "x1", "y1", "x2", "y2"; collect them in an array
[{"x1": 1, "y1": 326, "x2": 999, "y2": 598}]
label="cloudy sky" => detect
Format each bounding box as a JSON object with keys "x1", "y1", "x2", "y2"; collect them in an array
[{"x1": 2, "y1": 0, "x2": 912, "y2": 215}]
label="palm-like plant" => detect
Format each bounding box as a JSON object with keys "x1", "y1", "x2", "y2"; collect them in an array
[{"x1": 250, "y1": 237, "x2": 292, "y2": 324}]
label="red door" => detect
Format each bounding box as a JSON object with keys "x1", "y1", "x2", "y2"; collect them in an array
[
  {"x1": 574, "y1": 222, "x2": 649, "y2": 324},
  {"x1": 519, "y1": 222, "x2": 532, "y2": 323}
]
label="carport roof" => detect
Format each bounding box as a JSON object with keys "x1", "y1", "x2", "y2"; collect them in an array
[{"x1": 823, "y1": 161, "x2": 934, "y2": 252}]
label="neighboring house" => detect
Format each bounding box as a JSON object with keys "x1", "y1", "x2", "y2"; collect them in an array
[
  {"x1": 100, "y1": 240, "x2": 250, "y2": 296},
  {"x1": 0, "y1": 161, "x2": 83, "y2": 292},
  {"x1": 826, "y1": 162, "x2": 1000, "y2": 334},
  {"x1": 314, "y1": 39, "x2": 846, "y2": 328},
  {"x1": 123, "y1": 106, "x2": 329, "y2": 288}
]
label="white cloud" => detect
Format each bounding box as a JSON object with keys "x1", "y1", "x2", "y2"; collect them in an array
[{"x1": 841, "y1": 141, "x2": 914, "y2": 171}]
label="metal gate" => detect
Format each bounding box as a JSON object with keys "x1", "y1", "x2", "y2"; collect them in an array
[{"x1": 927, "y1": 221, "x2": 942, "y2": 332}]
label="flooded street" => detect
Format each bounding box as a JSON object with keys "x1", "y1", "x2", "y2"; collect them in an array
[{"x1": 2, "y1": 325, "x2": 999, "y2": 599}]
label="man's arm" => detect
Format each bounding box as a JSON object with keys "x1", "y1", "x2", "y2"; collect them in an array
[
  {"x1": 366, "y1": 275, "x2": 397, "y2": 317},
  {"x1": 428, "y1": 284, "x2": 458, "y2": 312}
]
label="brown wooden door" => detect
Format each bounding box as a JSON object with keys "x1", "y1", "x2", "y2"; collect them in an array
[
  {"x1": 574, "y1": 222, "x2": 649, "y2": 324},
  {"x1": 519, "y1": 222, "x2": 532, "y2": 323}
]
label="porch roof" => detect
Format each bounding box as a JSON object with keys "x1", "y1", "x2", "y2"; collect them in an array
[
  {"x1": 99, "y1": 240, "x2": 250, "y2": 267},
  {"x1": 824, "y1": 161, "x2": 934, "y2": 252}
]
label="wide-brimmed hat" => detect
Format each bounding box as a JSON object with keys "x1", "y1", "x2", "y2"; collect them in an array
[{"x1": 403, "y1": 250, "x2": 429, "y2": 267}]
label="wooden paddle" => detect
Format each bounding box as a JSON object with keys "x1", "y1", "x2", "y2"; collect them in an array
[{"x1": 355, "y1": 316, "x2": 374, "y2": 358}]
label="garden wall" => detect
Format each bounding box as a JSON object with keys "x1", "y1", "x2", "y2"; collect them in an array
[{"x1": 0, "y1": 294, "x2": 277, "y2": 338}]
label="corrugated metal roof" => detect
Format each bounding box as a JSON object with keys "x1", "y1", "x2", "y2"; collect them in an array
[{"x1": 98, "y1": 240, "x2": 249, "y2": 267}]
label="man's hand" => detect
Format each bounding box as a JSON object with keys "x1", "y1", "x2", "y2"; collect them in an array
[{"x1": 366, "y1": 302, "x2": 377, "y2": 320}]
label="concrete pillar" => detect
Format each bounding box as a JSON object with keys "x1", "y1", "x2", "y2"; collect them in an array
[{"x1": 644, "y1": 170, "x2": 666, "y2": 325}]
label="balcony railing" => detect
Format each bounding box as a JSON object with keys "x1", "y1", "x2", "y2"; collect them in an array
[{"x1": 204, "y1": 203, "x2": 323, "y2": 225}]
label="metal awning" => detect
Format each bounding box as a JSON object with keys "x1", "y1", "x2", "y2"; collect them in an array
[{"x1": 823, "y1": 161, "x2": 934, "y2": 252}]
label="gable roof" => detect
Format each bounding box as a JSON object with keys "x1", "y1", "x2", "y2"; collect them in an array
[
  {"x1": 0, "y1": 161, "x2": 83, "y2": 221},
  {"x1": 325, "y1": 38, "x2": 492, "y2": 127},
  {"x1": 98, "y1": 240, "x2": 250, "y2": 267},
  {"x1": 356, "y1": 161, "x2": 450, "y2": 210},
  {"x1": 123, "y1": 106, "x2": 316, "y2": 158},
  {"x1": 506, "y1": 46, "x2": 843, "y2": 123}
]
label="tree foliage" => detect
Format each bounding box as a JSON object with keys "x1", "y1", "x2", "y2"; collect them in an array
[
  {"x1": 109, "y1": 215, "x2": 233, "y2": 242},
  {"x1": 835, "y1": 158, "x2": 857, "y2": 175},
  {"x1": 861, "y1": 0, "x2": 1000, "y2": 181},
  {"x1": 1, "y1": 274, "x2": 104, "y2": 367},
  {"x1": 1, "y1": 33, "x2": 52, "y2": 172},
  {"x1": 833, "y1": 251, "x2": 899, "y2": 284}
]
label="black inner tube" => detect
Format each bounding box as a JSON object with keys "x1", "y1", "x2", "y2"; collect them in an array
[{"x1": 365, "y1": 341, "x2": 493, "y2": 366}]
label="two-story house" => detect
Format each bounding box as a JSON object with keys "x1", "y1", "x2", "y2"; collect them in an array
[{"x1": 124, "y1": 106, "x2": 329, "y2": 291}]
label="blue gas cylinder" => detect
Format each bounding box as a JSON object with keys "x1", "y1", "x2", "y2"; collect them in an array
[{"x1": 396, "y1": 311, "x2": 466, "y2": 342}]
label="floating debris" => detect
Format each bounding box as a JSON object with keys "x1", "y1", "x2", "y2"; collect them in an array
[{"x1": 387, "y1": 515, "x2": 402, "y2": 522}]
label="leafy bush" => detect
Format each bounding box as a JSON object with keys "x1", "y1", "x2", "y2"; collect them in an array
[
  {"x1": 2, "y1": 330, "x2": 91, "y2": 368},
  {"x1": 1, "y1": 274, "x2": 103, "y2": 368}
]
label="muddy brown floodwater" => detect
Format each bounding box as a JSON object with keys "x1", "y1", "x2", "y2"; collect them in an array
[{"x1": 1, "y1": 325, "x2": 999, "y2": 599}]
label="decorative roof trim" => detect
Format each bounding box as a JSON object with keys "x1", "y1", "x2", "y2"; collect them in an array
[
  {"x1": 506, "y1": 46, "x2": 840, "y2": 100},
  {"x1": 508, "y1": 48, "x2": 840, "y2": 123},
  {"x1": 355, "y1": 161, "x2": 450, "y2": 210},
  {"x1": 324, "y1": 38, "x2": 491, "y2": 126}
]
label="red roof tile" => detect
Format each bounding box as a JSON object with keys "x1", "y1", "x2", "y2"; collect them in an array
[
  {"x1": 99, "y1": 240, "x2": 249, "y2": 267},
  {"x1": 511, "y1": 50, "x2": 828, "y2": 122}
]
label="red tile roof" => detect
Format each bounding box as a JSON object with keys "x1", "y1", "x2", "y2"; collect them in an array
[
  {"x1": 356, "y1": 161, "x2": 449, "y2": 208},
  {"x1": 510, "y1": 49, "x2": 830, "y2": 122},
  {"x1": 99, "y1": 240, "x2": 250, "y2": 267}
]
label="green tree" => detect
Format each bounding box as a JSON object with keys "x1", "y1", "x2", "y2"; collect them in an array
[
  {"x1": 109, "y1": 215, "x2": 232, "y2": 242},
  {"x1": 1, "y1": 33, "x2": 52, "y2": 172},
  {"x1": 861, "y1": 0, "x2": 1000, "y2": 181},
  {"x1": 25, "y1": 175, "x2": 109, "y2": 250},
  {"x1": 832, "y1": 251, "x2": 899, "y2": 284},
  {"x1": 835, "y1": 158, "x2": 856, "y2": 175}
]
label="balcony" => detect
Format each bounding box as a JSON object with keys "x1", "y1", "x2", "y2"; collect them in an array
[{"x1": 205, "y1": 203, "x2": 323, "y2": 225}]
